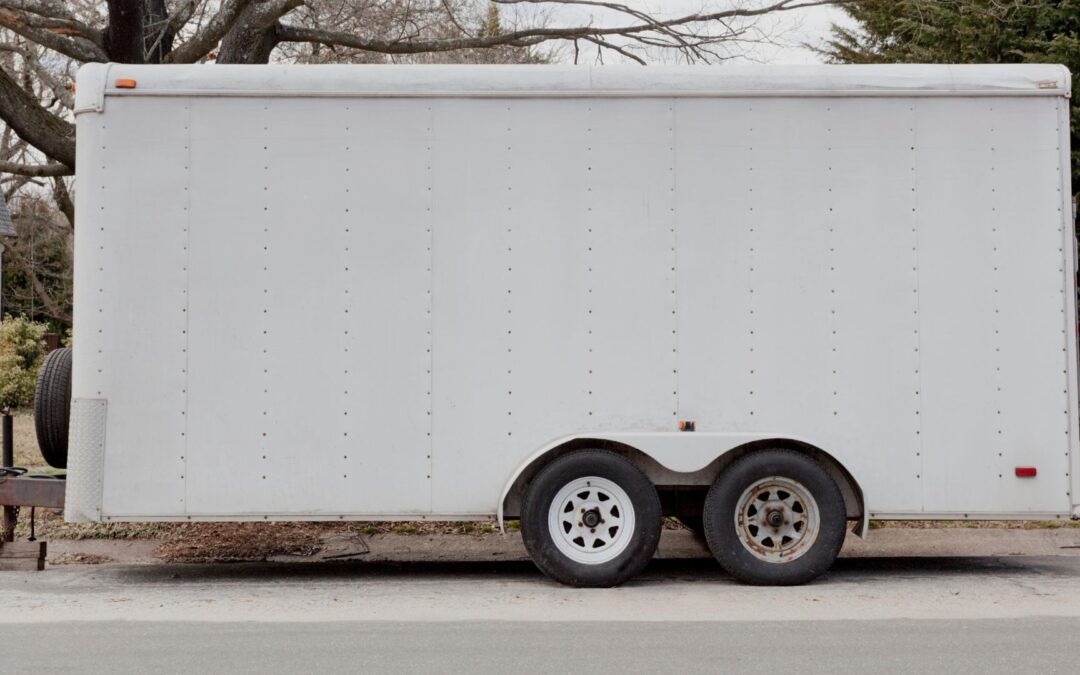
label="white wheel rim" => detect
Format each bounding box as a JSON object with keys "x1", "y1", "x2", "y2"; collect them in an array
[
  {"x1": 547, "y1": 476, "x2": 636, "y2": 565},
  {"x1": 734, "y1": 476, "x2": 820, "y2": 563}
]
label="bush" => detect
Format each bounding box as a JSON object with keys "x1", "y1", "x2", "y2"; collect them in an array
[{"x1": 0, "y1": 315, "x2": 48, "y2": 408}]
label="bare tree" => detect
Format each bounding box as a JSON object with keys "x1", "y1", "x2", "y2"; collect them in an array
[
  {"x1": 1, "y1": 190, "x2": 73, "y2": 326},
  {"x1": 0, "y1": 1, "x2": 838, "y2": 182}
]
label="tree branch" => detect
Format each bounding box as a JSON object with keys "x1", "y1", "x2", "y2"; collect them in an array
[
  {"x1": 0, "y1": 160, "x2": 70, "y2": 176},
  {"x1": 0, "y1": 64, "x2": 74, "y2": 167},
  {"x1": 275, "y1": 0, "x2": 845, "y2": 57},
  {"x1": 4, "y1": 240, "x2": 71, "y2": 324},
  {"x1": 0, "y1": 3, "x2": 107, "y2": 62},
  {"x1": 216, "y1": 0, "x2": 304, "y2": 64},
  {"x1": 51, "y1": 174, "x2": 72, "y2": 226},
  {"x1": 165, "y1": 0, "x2": 256, "y2": 63},
  {"x1": 0, "y1": 41, "x2": 74, "y2": 109},
  {"x1": 583, "y1": 35, "x2": 645, "y2": 64},
  {"x1": 0, "y1": 0, "x2": 103, "y2": 41}
]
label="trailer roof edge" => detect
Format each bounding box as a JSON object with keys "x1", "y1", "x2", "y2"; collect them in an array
[{"x1": 73, "y1": 64, "x2": 1071, "y2": 108}]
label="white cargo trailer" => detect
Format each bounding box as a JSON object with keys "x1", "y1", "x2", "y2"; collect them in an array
[{"x1": 40, "y1": 63, "x2": 1078, "y2": 586}]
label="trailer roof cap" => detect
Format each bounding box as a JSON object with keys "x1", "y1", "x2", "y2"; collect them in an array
[{"x1": 74, "y1": 63, "x2": 1071, "y2": 112}]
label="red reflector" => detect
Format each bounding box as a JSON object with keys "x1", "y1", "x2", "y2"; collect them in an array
[{"x1": 1015, "y1": 467, "x2": 1037, "y2": 478}]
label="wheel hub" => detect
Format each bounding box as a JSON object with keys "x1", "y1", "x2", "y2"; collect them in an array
[
  {"x1": 547, "y1": 476, "x2": 635, "y2": 565},
  {"x1": 582, "y1": 508, "x2": 602, "y2": 528},
  {"x1": 734, "y1": 476, "x2": 820, "y2": 563},
  {"x1": 767, "y1": 509, "x2": 785, "y2": 528}
]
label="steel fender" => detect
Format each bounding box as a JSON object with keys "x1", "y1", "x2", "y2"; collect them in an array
[{"x1": 497, "y1": 432, "x2": 869, "y2": 536}]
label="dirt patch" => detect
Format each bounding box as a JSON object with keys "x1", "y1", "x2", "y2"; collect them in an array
[
  {"x1": 14, "y1": 508, "x2": 172, "y2": 541},
  {"x1": 12, "y1": 510, "x2": 525, "y2": 551},
  {"x1": 50, "y1": 552, "x2": 112, "y2": 565},
  {"x1": 156, "y1": 522, "x2": 329, "y2": 562},
  {"x1": 351, "y1": 520, "x2": 518, "y2": 535},
  {"x1": 153, "y1": 520, "x2": 529, "y2": 562}
]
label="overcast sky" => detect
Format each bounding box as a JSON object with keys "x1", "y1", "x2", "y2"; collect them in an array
[{"x1": 536, "y1": 2, "x2": 853, "y2": 65}]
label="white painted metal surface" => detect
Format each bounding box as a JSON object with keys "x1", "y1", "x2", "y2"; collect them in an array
[
  {"x1": 67, "y1": 63, "x2": 1078, "y2": 524},
  {"x1": 548, "y1": 476, "x2": 635, "y2": 565}
]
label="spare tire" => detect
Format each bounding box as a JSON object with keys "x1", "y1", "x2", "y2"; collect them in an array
[{"x1": 34, "y1": 347, "x2": 72, "y2": 469}]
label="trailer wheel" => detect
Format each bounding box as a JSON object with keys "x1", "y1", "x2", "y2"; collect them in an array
[
  {"x1": 521, "y1": 450, "x2": 662, "y2": 587},
  {"x1": 34, "y1": 347, "x2": 72, "y2": 469},
  {"x1": 703, "y1": 449, "x2": 845, "y2": 585}
]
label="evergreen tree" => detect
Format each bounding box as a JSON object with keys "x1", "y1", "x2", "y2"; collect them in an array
[{"x1": 821, "y1": 0, "x2": 1080, "y2": 195}]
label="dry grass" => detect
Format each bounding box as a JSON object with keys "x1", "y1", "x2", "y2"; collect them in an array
[
  {"x1": 154, "y1": 521, "x2": 523, "y2": 562},
  {"x1": 11, "y1": 506, "x2": 526, "y2": 563},
  {"x1": 13, "y1": 509, "x2": 523, "y2": 544},
  {"x1": 13, "y1": 508, "x2": 173, "y2": 540},
  {"x1": 155, "y1": 522, "x2": 327, "y2": 562},
  {"x1": 10, "y1": 411, "x2": 43, "y2": 469},
  {"x1": 350, "y1": 520, "x2": 518, "y2": 535},
  {"x1": 51, "y1": 552, "x2": 112, "y2": 565}
]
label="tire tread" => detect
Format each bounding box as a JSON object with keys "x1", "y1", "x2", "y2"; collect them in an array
[
  {"x1": 33, "y1": 348, "x2": 72, "y2": 469},
  {"x1": 521, "y1": 449, "x2": 661, "y2": 587},
  {"x1": 703, "y1": 449, "x2": 846, "y2": 586}
]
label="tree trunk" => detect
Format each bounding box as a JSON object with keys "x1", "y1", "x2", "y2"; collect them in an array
[
  {"x1": 52, "y1": 178, "x2": 74, "y2": 229},
  {"x1": 0, "y1": 68, "x2": 75, "y2": 168},
  {"x1": 104, "y1": 0, "x2": 146, "y2": 63},
  {"x1": 217, "y1": 2, "x2": 287, "y2": 64},
  {"x1": 144, "y1": 0, "x2": 176, "y2": 64}
]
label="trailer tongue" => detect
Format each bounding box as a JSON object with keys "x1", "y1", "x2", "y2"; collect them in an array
[{"x1": 1, "y1": 407, "x2": 64, "y2": 569}]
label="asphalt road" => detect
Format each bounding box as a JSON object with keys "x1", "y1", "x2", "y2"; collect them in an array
[
  {"x1": 7, "y1": 616, "x2": 1080, "y2": 674},
  {"x1": 4, "y1": 555, "x2": 1080, "y2": 673}
]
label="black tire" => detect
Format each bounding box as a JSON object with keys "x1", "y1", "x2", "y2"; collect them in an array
[
  {"x1": 703, "y1": 449, "x2": 846, "y2": 586},
  {"x1": 34, "y1": 347, "x2": 72, "y2": 469},
  {"x1": 521, "y1": 450, "x2": 662, "y2": 587}
]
